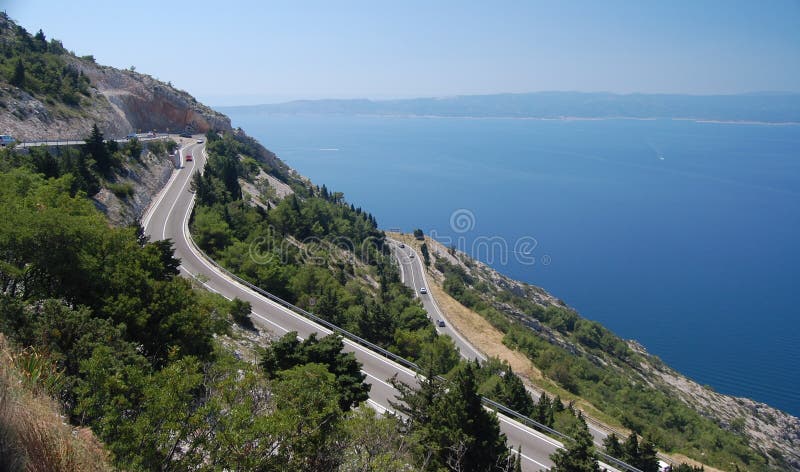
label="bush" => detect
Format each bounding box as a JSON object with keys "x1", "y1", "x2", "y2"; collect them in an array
[
  {"x1": 230, "y1": 298, "x2": 254, "y2": 329},
  {"x1": 107, "y1": 182, "x2": 134, "y2": 199}
]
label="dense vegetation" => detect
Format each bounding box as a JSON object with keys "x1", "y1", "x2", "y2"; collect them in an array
[
  {"x1": 0, "y1": 130, "x2": 532, "y2": 470},
  {"x1": 0, "y1": 154, "x2": 433, "y2": 470},
  {"x1": 192, "y1": 130, "x2": 465, "y2": 372},
  {"x1": 0, "y1": 14, "x2": 91, "y2": 106},
  {"x1": 436, "y1": 257, "x2": 770, "y2": 470},
  {"x1": 0, "y1": 124, "x2": 175, "y2": 198}
]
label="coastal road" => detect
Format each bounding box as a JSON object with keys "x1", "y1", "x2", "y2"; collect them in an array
[
  {"x1": 387, "y1": 239, "x2": 625, "y2": 450},
  {"x1": 389, "y1": 240, "x2": 485, "y2": 361},
  {"x1": 17, "y1": 133, "x2": 172, "y2": 148},
  {"x1": 141, "y1": 141, "x2": 624, "y2": 472}
]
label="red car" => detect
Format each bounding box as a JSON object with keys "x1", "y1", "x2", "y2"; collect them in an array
[{"x1": 185, "y1": 154, "x2": 193, "y2": 162}]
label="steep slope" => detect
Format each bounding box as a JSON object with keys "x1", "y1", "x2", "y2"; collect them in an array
[
  {"x1": 0, "y1": 12, "x2": 231, "y2": 141},
  {"x1": 398, "y1": 233, "x2": 799, "y2": 471}
]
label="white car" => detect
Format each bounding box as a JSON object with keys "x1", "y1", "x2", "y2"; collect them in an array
[
  {"x1": 196, "y1": 139, "x2": 204, "y2": 144},
  {"x1": 420, "y1": 287, "x2": 427, "y2": 294}
]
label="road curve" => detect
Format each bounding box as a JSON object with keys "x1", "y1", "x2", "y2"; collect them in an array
[
  {"x1": 387, "y1": 238, "x2": 621, "y2": 449},
  {"x1": 141, "y1": 140, "x2": 619, "y2": 472}
]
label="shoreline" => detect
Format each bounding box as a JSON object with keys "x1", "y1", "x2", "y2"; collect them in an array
[{"x1": 217, "y1": 108, "x2": 800, "y2": 126}]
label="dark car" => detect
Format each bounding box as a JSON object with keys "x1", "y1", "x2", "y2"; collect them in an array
[
  {"x1": 437, "y1": 320, "x2": 446, "y2": 328},
  {"x1": 179, "y1": 132, "x2": 193, "y2": 138}
]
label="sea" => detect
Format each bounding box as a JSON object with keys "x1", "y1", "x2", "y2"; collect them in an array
[{"x1": 222, "y1": 110, "x2": 800, "y2": 417}]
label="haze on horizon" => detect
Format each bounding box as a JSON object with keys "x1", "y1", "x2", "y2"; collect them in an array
[{"x1": 7, "y1": 0, "x2": 800, "y2": 106}]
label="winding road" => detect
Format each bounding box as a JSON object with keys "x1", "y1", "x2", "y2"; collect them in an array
[{"x1": 142, "y1": 140, "x2": 623, "y2": 472}]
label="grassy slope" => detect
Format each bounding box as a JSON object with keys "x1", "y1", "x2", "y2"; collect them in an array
[{"x1": 0, "y1": 335, "x2": 112, "y2": 472}]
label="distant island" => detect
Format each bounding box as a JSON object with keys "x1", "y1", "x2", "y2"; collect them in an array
[{"x1": 219, "y1": 91, "x2": 800, "y2": 124}]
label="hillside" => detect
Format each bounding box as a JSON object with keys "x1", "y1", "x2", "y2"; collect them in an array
[
  {"x1": 220, "y1": 91, "x2": 800, "y2": 124},
  {"x1": 392, "y1": 233, "x2": 800, "y2": 470},
  {"x1": 0, "y1": 13, "x2": 797, "y2": 472},
  {"x1": 0, "y1": 12, "x2": 230, "y2": 141}
]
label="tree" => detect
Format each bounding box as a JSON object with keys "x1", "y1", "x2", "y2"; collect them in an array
[
  {"x1": 33, "y1": 29, "x2": 47, "y2": 51},
  {"x1": 230, "y1": 297, "x2": 253, "y2": 329},
  {"x1": 421, "y1": 242, "x2": 431, "y2": 267},
  {"x1": 492, "y1": 366, "x2": 535, "y2": 417},
  {"x1": 124, "y1": 136, "x2": 142, "y2": 160},
  {"x1": 261, "y1": 332, "x2": 369, "y2": 411},
  {"x1": 621, "y1": 433, "x2": 659, "y2": 472},
  {"x1": 439, "y1": 363, "x2": 510, "y2": 471},
  {"x1": 391, "y1": 363, "x2": 510, "y2": 471},
  {"x1": 84, "y1": 124, "x2": 112, "y2": 174},
  {"x1": 550, "y1": 413, "x2": 599, "y2": 472},
  {"x1": 624, "y1": 432, "x2": 641, "y2": 467},
  {"x1": 603, "y1": 432, "x2": 625, "y2": 459},
  {"x1": 10, "y1": 58, "x2": 25, "y2": 87},
  {"x1": 270, "y1": 363, "x2": 344, "y2": 470},
  {"x1": 413, "y1": 228, "x2": 424, "y2": 240},
  {"x1": 534, "y1": 392, "x2": 555, "y2": 427},
  {"x1": 637, "y1": 437, "x2": 660, "y2": 472}
]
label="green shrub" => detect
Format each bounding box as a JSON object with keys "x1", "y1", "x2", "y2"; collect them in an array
[{"x1": 107, "y1": 182, "x2": 133, "y2": 199}]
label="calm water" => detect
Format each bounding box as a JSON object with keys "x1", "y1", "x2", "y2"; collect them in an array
[{"x1": 223, "y1": 111, "x2": 800, "y2": 416}]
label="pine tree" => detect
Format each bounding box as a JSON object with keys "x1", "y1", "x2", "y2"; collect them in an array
[
  {"x1": 438, "y1": 363, "x2": 510, "y2": 471},
  {"x1": 85, "y1": 124, "x2": 112, "y2": 174},
  {"x1": 421, "y1": 242, "x2": 431, "y2": 267},
  {"x1": 602, "y1": 432, "x2": 624, "y2": 459},
  {"x1": 624, "y1": 432, "x2": 641, "y2": 467},
  {"x1": 535, "y1": 392, "x2": 555, "y2": 427},
  {"x1": 549, "y1": 413, "x2": 599, "y2": 472},
  {"x1": 10, "y1": 58, "x2": 25, "y2": 87},
  {"x1": 492, "y1": 366, "x2": 534, "y2": 417},
  {"x1": 636, "y1": 437, "x2": 660, "y2": 472}
]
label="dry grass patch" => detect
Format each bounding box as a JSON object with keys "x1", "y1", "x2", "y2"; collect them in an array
[
  {"x1": 0, "y1": 335, "x2": 112, "y2": 472},
  {"x1": 427, "y1": 282, "x2": 543, "y2": 383}
]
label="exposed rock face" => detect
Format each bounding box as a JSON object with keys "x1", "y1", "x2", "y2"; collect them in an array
[
  {"x1": 93, "y1": 142, "x2": 179, "y2": 227},
  {"x1": 70, "y1": 58, "x2": 231, "y2": 137}
]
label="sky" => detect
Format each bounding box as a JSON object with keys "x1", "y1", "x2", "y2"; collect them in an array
[{"x1": 5, "y1": 0, "x2": 800, "y2": 105}]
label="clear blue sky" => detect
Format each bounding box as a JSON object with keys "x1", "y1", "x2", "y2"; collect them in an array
[{"x1": 6, "y1": 0, "x2": 800, "y2": 105}]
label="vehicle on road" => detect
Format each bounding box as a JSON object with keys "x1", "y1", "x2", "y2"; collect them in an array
[
  {"x1": 437, "y1": 320, "x2": 445, "y2": 327},
  {"x1": 0, "y1": 135, "x2": 15, "y2": 146},
  {"x1": 420, "y1": 287, "x2": 427, "y2": 294},
  {"x1": 125, "y1": 133, "x2": 137, "y2": 140},
  {"x1": 185, "y1": 154, "x2": 193, "y2": 162},
  {"x1": 179, "y1": 132, "x2": 193, "y2": 138},
  {"x1": 196, "y1": 139, "x2": 204, "y2": 143},
  {"x1": 399, "y1": 243, "x2": 405, "y2": 248},
  {"x1": 409, "y1": 253, "x2": 415, "y2": 258}
]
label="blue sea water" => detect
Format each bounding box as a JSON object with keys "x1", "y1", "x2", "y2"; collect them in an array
[{"x1": 223, "y1": 111, "x2": 800, "y2": 416}]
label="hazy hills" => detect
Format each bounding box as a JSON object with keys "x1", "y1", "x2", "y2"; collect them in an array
[{"x1": 220, "y1": 91, "x2": 800, "y2": 123}]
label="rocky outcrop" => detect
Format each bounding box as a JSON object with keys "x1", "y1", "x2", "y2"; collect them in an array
[
  {"x1": 70, "y1": 59, "x2": 231, "y2": 137},
  {"x1": 0, "y1": 59, "x2": 230, "y2": 142},
  {"x1": 93, "y1": 142, "x2": 179, "y2": 227}
]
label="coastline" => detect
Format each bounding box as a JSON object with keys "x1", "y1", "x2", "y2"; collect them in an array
[{"x1": 217, "y1": 108, "x2": 800, "y2": 127}]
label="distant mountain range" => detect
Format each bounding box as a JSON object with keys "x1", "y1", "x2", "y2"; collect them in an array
[{"x1": 219, "y1": 92, "x2": 800, "y2": 123}]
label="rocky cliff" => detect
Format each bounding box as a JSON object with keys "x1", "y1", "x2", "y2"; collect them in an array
[{"x1": 69, "y1": 59, "x2": 232, "y2": 138}]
